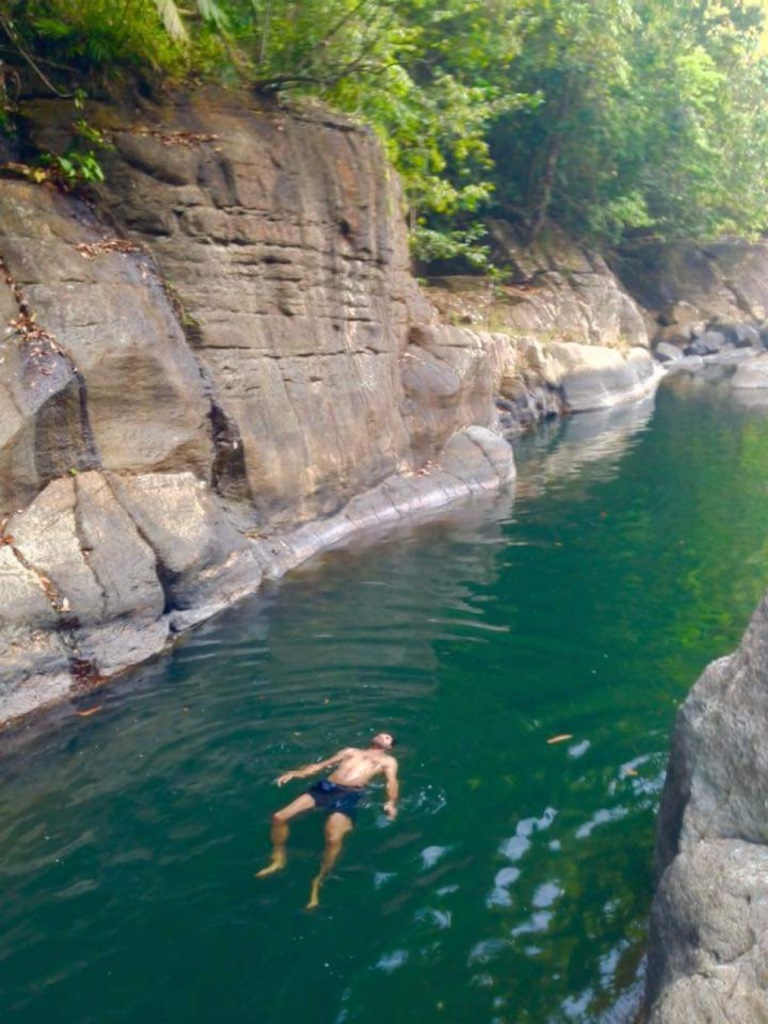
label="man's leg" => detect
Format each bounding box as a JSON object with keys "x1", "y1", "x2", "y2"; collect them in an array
[
  {"x1": 306, "y1": 811, "x2": 353, "y2": 909},
  {"x1": 255, "y1": 792, "x2": 317, "y2": 878}
]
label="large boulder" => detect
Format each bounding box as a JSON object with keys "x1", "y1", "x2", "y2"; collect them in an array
[
  {"x1": 655, "y1": 342, "x2": 684, "y2": 364},
  {"x1": 258, "y1": 425, "x2": 515, "y2": 574},
  {"x1": 614, "y1": 239, "x2": 768, "y2": 326},
  {"x1": 0, "y1": 262, "x2": 99, "y2": 516},
  {"x1": 647, "y1": 840, "x2": 768, "y2": 1024},
  {"x1": 516, "y1": 342, "x2": 661, "y2": 412},
  {"x1": 401, "y1": 325, "x2": 503, "y2": 459},
  {"x1": 0, "y1": 470, "x2": 264, "y2": 718},
  {"x1": 647, "y1": 594, "x2": 768, "y2": 1022},
  {"x1": 558, "y1": 345, "x2": 660, "y2": 411}
]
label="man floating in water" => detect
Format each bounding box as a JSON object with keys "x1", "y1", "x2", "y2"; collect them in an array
[{"x1": 256, "y1": 732, "x2": 399, "y2": 909}]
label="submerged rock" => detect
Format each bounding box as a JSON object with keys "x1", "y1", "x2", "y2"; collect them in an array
[{"x1": 732, "y1": 353, "x2": 768, "y2": 389}]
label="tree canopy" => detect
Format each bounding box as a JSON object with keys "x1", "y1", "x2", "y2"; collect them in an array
[{"x1": 2, "y1": 0, "x2": 768, "y2": 264}]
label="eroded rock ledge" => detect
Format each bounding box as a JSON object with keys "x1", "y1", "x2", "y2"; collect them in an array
[
  {"x1": 645, "y1": 596, "x2": 768, "y2": 1023},
  {"x1": 0, "y1": 94, "x2": 515, "y2": 723}
]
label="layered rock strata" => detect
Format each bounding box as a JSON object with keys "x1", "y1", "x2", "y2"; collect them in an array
[
  {"x1": 0, "y1": 96, "x2": 513, "y2": 723},
  {"x1": 423, "y1": 222, "x2": 660, "y2": 427},
  {"x1": 645, "y1": 596, "x2": 768, "y2": 1023}
]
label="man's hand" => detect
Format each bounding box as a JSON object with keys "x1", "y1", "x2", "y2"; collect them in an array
[
  {"x1": 276, "y1": 771, "x2": 297, "y2": 786},
  {"x1": 383, "y1": 800, "x2": 398, "y2": 820}
]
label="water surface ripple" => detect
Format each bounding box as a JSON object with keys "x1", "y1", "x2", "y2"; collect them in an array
[{"x1": 3, "y1": 379, "x2": 768, "y2": 1023}]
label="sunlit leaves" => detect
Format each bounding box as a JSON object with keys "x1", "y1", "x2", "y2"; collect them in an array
[
  {"x1": 152, "y1": 0, "x2": 229, "y2": 41},
  {"x1": 488, "y1": 0, "x2": 768, "y2": 243},
  {"x1": 154, "y1": 0, "x2": 189, "y2": 42},
  {"x1": 7, "y1": 0, "x2": 768, "y2": 257}
]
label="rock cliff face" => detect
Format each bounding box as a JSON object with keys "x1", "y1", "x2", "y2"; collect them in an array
[
  {"x1": 645, "y1": 597, "x2": 768, "y2": 1023},
  {"x1": 0, "y1": 93, "x2": 513, "y2": 722},
  {"x1": 613, "y1": 239, "x2": 768, "y2": 327},
  {"x1": 423, "y1": 221, "x2": 661, "y2": 428}
]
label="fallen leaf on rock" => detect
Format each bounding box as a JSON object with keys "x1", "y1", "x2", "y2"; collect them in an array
[
  {"x1": 75, "y1": 706, "x2": 102, "y2": 717},
  {"x1": 547, "y1": 734, "x2": 574, "y2": 744},
  {"x1": 76, "y1": 239, "x2": 143, "y2": 260},
  {"x1": 130, "y1": 127, "x2": 218, "y2": 147}
]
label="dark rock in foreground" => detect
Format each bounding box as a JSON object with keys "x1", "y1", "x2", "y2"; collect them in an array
[{"x1": 646, "y1": 595, "x2": 768, "y2": 1023}]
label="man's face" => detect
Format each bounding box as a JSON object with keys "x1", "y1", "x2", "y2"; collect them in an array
[{"x1": 372, "y1": 732, "x2": 394, "y2": 750}]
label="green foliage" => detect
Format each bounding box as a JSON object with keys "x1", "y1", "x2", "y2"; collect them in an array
[
  {"x1": 3, "y1": 0, "x2": 768, "y2": 259},
  {"x1": 23, "y1": 2, "x2": 181, "y2": 72},
  {"x1": 492, "y1": 0, "x2": 768, "y2": 243},
  {"x1": 42, "y1": 149, "x2": 105, "y2": 185},
  {"x1": 227, "y1": 0, "x2": 531, "y2": 265},
  {"x1": 410, "y1": 223, "x2": 491, "y2": 270}
]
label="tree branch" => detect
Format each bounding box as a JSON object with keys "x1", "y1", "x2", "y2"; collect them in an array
[{"x1": 0, "y1": 10, "x2": 75, "y2": 98}]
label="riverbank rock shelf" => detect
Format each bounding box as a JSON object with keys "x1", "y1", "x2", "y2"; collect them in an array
[{"x1": 0, "y1": 94, "x2": 514, "y2": 721}]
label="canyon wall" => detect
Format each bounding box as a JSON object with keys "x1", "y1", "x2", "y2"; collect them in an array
[
  {"x1": 5, "y1": 89, "x2": 768, "y2": 735},
  {"x1": 0, "y1": 92, "x2": 516, "y2": 723}
]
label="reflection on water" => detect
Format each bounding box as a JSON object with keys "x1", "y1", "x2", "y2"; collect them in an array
[
  {"x1": 514, "y1": 395, "x2": 655, "y2": 494},
  {"x1": 2, "y1": 381, "x2": 768, "y2": 1024}
]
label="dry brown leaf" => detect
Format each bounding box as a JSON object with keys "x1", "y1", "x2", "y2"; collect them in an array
[
  {"x1": 76, "y1": 239, "x2": 143, "y2": 261},
  {"x1": 130, "y1": 127, "x2": 218, "y2": 147}
]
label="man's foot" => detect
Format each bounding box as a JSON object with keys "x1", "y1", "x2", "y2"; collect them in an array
[
  {"x1": 306, "y1": 879, "x2": 321, "y2": 910},
  {"x1": 255, "y1": 851, "x2": 287, "y2": 878}
]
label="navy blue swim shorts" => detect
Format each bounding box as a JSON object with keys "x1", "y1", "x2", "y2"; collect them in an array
[{"x1": 308, "y1": 779, "x2": 365, "y2": 821}]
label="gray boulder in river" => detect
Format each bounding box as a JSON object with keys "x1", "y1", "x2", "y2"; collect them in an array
[{"x1": 645, "y1": 595, "x2": 768, "y2": 1022}]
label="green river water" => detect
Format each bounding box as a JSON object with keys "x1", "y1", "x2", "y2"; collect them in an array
[{"x1": 3, "y1": 376, "x2": 768, "y2": 1024}]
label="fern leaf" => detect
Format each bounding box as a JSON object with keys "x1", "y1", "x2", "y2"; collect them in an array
[
  {"x1": 195, "y1": 0, "x2": 230, "y2": 29},
  {"x1": 153, "y1": 0, "x2": 189, "y2": 42},
  {"x1": 31, "y1": 17, "x2": 76, "y2": 40}
]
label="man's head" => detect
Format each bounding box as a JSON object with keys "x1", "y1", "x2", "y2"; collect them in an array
[{"x1": 371, "y1": 732, "x2": 396, "y2": 750}]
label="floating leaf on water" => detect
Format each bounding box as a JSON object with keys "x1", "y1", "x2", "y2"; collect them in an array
[{"x1": 546, "y1": 734, "x2": 573, "y2": 745}]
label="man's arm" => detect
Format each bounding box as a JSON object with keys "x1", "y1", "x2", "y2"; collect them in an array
[
  {"x1": 275, "y1": 749, "x2": 350, "y2": 786},
  {"x1": 383, "y1": 758, "x2": 399, "y2": 819}
]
